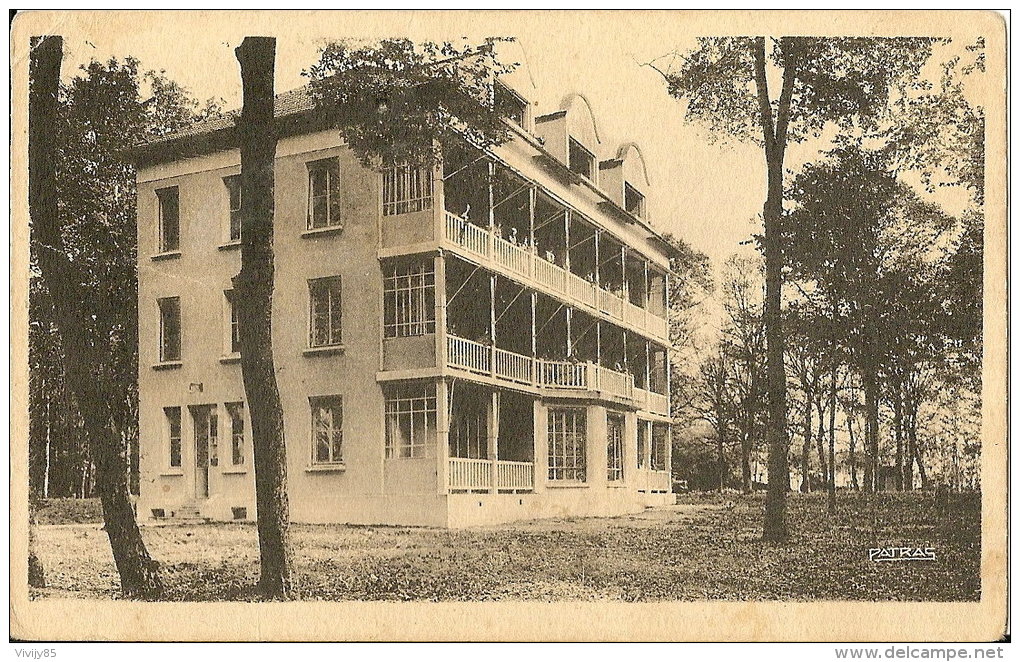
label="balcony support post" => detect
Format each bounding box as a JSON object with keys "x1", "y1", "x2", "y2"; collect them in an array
[
  {"x1": 489, "y1": 272, "x2": 497, "y2": 377},
  {"x1": 435, "y1": 253, "x2": 447, "y2": 370},
  {"x1": 437, "y1": 378, "x2": 450, "y2": 495},
  {"x1": 486, "y1": 160, "x2": 495, "y2": 258},
  {"x1": 489, "y1": 390, "x2": 500, "y2": 494},
  {"x1": 563, "y1": 209, "x2": 571, "y2": 273},
  {"x1": 530, "y1": 291, "x2": 538, "y2": 384},
  {"x1": 528, "y1": 187, "x2": 536, "y2": 279}
]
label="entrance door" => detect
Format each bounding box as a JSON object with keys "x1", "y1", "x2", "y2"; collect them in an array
[{"x1": 191, "y1": 405, "x2": 217, "y2": 498}]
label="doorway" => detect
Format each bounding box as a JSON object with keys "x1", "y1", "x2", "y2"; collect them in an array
[{"x1": 190, "y1": 405, "x2": 217, "y2": 499}]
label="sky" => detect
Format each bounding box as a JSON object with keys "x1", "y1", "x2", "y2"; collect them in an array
[
  {"x1": 29, "y1": 10, "x2": 986, "y2": 281},
  {"x1": 35, "y1": 10, "x2": 766, "y2": 271}
]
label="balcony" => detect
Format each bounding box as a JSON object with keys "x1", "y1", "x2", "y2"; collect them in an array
[
  {"x1": 447, "y1": 457, "x2": 535, "y2": 492},
  {"x1": 443, "y1": 212, "x2": 667, "y2": 340},
  {"x1": 446, "y1": 334, "x2": 637, "y2": 403}
]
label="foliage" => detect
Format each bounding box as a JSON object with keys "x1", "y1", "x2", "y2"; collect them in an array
[
  {"x1": 29, "y1": 57, "x2": 215, "y2": 497},
  {"x1": 305, "y1": 38, "x2": 518, "y2": 169}
]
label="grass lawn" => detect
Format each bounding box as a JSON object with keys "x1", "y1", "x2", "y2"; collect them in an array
[{"x1": 30, "y1": 491, "x2": 980, "y2": 602}]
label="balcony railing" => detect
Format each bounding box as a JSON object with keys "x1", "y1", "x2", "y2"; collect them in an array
[
  {"x1": 443, "y1": 211, "x2": 665, "y2": 337},
  {"x1": 448, "y1": 457, "x2": 534, "y2": 491},
  {"x1": 446, "y1": 334, "x2": 636, "y2": 402}
]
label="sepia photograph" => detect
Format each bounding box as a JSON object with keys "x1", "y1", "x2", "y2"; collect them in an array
[{"x1": 9, "y1": 9, "x2": 1007, "y2": 643}]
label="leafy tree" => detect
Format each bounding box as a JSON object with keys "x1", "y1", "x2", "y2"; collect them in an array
[
  {"x1": 657, "y1": 36, "x2": 939, "y2": 540},
  {"x1": 29, "y1": 38, "x2": 216, "y2": 598}
]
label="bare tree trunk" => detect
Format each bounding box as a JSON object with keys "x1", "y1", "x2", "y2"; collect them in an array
[
  {"x1": 862, "y1": 363, "x2": 879, "y2": 493},
  {"x1": 892, "y1": 372, "x2": 903, "y2": 491},
  {"x1": 28, "y1": 498, "x2": 46, "y2": 588},
  {"x1": 30, "y1": 35, "x2": 163, "y2": 599},
  {"x1": 815, "y1": 398, "x2": 828, "y2": 490},
  {"x1": 233, "y1": 36, "x2": 295, "y2": 600},
  {"x1": 827, "y1": 365, "x2": 837, "y2": 514},
  {"x1": 847, "y1": 410, "x2": 859, "y2": 490},
  {"x1": 800, "y1": 393, "x2": 812, "y2": 493},
  {"x1": 756, "y1": 38, "x2": 797, "y2": 543},
  {"x1": 740, "y1": 428, "x2": 752, "y2": 494}
]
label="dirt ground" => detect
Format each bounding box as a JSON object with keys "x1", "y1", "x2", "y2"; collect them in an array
[{"x1": 30, "y1": 491, "x2": 980, "y2": 602}]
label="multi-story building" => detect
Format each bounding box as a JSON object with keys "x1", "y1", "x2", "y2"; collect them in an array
[{"x1": 131, "y1": 78, "x2": 676, "y2": 527}]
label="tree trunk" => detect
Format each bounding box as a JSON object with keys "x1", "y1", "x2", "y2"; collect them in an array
[
  {"x1": 757, "y1": 37, "x2": 797, "y2": 542},
  {"x1": 233, "y1": 36, "x2": 295, "y2": 600},
  {"x1": 814, "y1": 398, "x2": 828, "y2": 490},
  {"x1": 28, "y1": 498, "x2": 46, "y2": 589},
  {"x1": 892, "y1": 372, "x2": 903, "y2": 491},
  {"x1": 827, "y1": 365, "x2": 837, "y2": 514},
  {"x1": 862, "y1": 363, "x2": 880, "y2": 493},
  {"x1": 30, "y1": 35, "x2": 164, "y2": 599},
  {"x1": 903, "y1": 391, "x2": 916, "y2": 490},
  {"x1": 740, "y1": 428, "x2": 752, "y2": 494},
  {"x1": 800, "y1": 394, "x2": 812, "y2": 493},
  {"x1": 847, "y1": 410, "x2": 859, "y2": 490}
]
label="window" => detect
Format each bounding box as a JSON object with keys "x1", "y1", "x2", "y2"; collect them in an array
[
  {"x1": 158, "y1": 297, "x2": 181, "y2": 362},
  {"x1": 383, "y1": 259, "x2": 435, "y2": 337},
  {"x1": 382, "y1": 165, "x2": 433, "y2": 216},
  {"x1": 637, "y1": 420, "x2": 648, "y2": 470},
  {"x1": 224, "y1": 175, "x2": 241, "y2": 242},
  {"x1": 224, "y1": 290, "x2": 240, "y2": 354},
  {"x1": 226, "y1": 402, "x2": 245, "y2": 466},
  {"x1": 494, "y1": 81, "x2": 528, "y2": 128},
  {"x1": 308, "y1": 277, "x2": 342, "y2": 347},
  {"x1": 624, "y1": 183, "x2": 645, "y2": 218},
  {"x1": 568, "y1": 138, "x2": 595, "y2": 181},
  {"x1": 156, "y1": 186, "x2": 180, "y2": 253},
  {"x1": 548, "y1": 407, "x2": 586, "y2": 482},
  {"x1": 307, "y1": 158, "x2": 341, "y2": 229},
  {"x1": 607, "y1": 414, "x2": 624, "y2": 482},
  {"x1": 165, "y1": 406, "x2": 182, "y2": 468},
  {"x1": 651, "y1": 422, "x2": 669, "y2": 472},
  {"x1": 385, "y1": 382, "x2": 437, "y2": 459},
  {"x1": 310, "y1": 396, "x2": 343, "y2": 465}
]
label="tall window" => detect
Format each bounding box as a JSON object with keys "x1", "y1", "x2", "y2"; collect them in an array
[
  {"x1": 637, "y1": 420, "x2": 648, "y2": 470},
  {"x1": 624, "y1": 183, "x2": 645, "y2": 218},
  {"x1": 651, "y1": 422, "x2": 669, "y2": 472},
  {"x1": 226, "y1": 402, "x2": 245, "y2": 466},
  {"x1": 383, "y1": 259, "x2": 435, "y2": 337},
  {"x1": 607, "y1": 414, "x2": 624, "y2": 482},
  {"x1": 548, "y1": 407, "x2": 586, "y2": 482},
  {"x1": 310, "y1": 396, "x2": 343, "y2": 465},
  {"x1": 224, "y1": 175, "x2": 241, "y2": 242},
  {"x1": 158, "y1": 297, "x2": 181, "y2": 362},
  {"x1": 224, "y1": 290, "x2": 240, "y2": 354},
  {"x1": 307, "y1": 157, "x2": 341, "y2": 229},
  {"x1": 382, "y1": 165, "x2": 433, "y2": 216},
  {"x1": 156, "y1": 186, "x2": 180, "y2": 253},
  {"x1": 308, "y1": 277, "x2": 342, "y2": 347},
  {"x1": 385, "y1": 382, "x2": 437, "y2": 459},
  {"x1": 165, "y1": 406, "x2": 182, "y2": 468},
  {"x1": 568, "y1": 138, "x2": 595, "y2": 181}
]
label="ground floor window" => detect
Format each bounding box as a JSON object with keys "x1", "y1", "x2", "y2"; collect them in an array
[
  {"x1": 385, "y1": 382, "x2": 437, "y2": 459},
  {"x1": 651, "y1": 422, "x2": 669, "y2": 471},
  {"x1": 548, "y1": 407, "x2": 586, "y2": 482},
  {"x1": 226, "y1": 402, "x2": 245, "y2": 466},
  {"x1": 607, "y1": 413, "x2": 624, "y2": 482},
  {"x1": 637, "y1": 420, "x2": 648, "y2": 470},
  {"x1": 310, "y1": 396, "x2": 344, "y2": 465},
  {"x1": 164, "y1": 406, "x2": 182, "y2": 468}
]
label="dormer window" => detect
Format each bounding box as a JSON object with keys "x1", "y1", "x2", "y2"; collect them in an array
[
  {"x1": 624, "y1": 183, "x2": 645, "y2": 218},
  {"x1": 568, "y1": 138, "x2": 595, "y2": 181},
  {"x1": 494, "y1": 82, "x2": 528, "y2": 128}
]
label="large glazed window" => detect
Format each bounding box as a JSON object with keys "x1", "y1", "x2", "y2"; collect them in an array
[
  {"x1": 624, "y1": 182, "x2": 645, "y2": 218},
  {"x1": 223, "y1": 175, "x2": 241, "y2": 242},
  {"x1": 651, "y1": 422, "x2": 669, "y2": 471},
  {"x1": 383, "y1": 258, "x2": 435, "y2": 338},
  {"x1": 382, "y1": 165, "x2": 433, "y2": 216},
  {"x1": 385, "y1": 382, "x2": 437, "y2": 459},
  {"x1": 226, "y1": 402, "x2": 245, "y2": 466},
  {"x1": 548, "y1": 407, "x2": 587, "y2": 482},
  {"x1": 607, "y1": 413, "x2": 624, "y2": 482}
]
